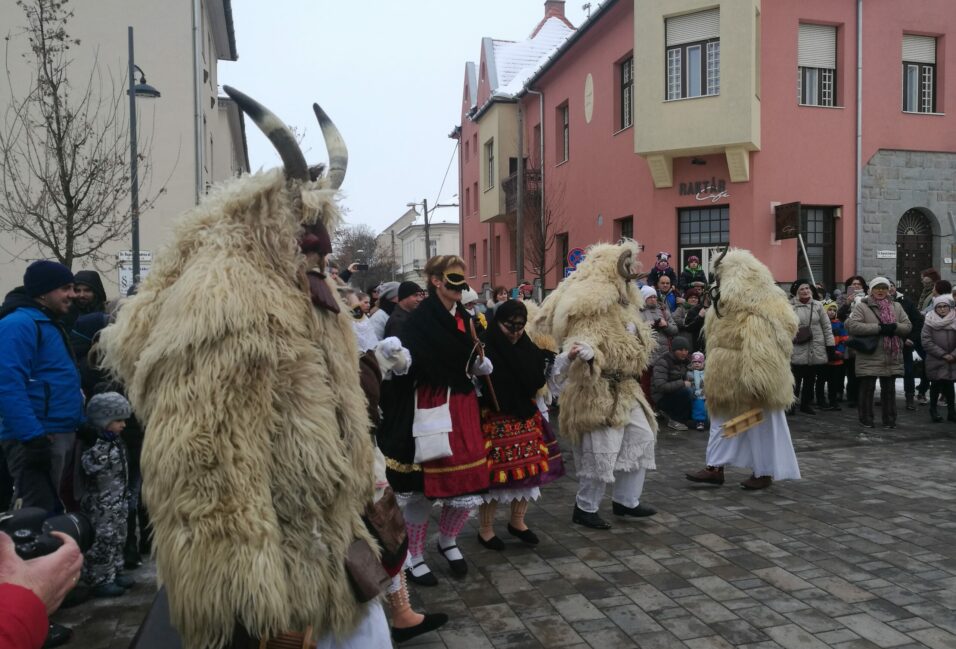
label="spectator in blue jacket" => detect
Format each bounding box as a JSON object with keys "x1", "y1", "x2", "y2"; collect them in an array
[{"x1": 0, "y1": 261, "x2": 84, "y2": 513}]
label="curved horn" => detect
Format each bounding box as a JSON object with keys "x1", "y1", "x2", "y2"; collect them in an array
[
  {"x1": 712, "y1": 246, "x2": 729, "y2": 269},
  {"x1": 313, "y1": 103, "x2": 348, "y2": 189},
  {"x1": 617, "y1": 250, "x2": 640, "y2": 281},
  {"x1": 223, "y1": 85, "x2": 309, "y2": 181}
]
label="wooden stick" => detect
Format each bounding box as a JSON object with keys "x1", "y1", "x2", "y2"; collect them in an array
[
  {"x1": 721, "y1": 408, "x2": 764, "y2": 438},
  {"x1": 468, "y1": 317, "x2": 500, "y2": 411}
]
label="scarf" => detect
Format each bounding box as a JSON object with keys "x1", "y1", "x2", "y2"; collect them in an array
[
  {"x1": 872, "y1": 296, "x2": 900, "y2": 359},
  {"x1": 400, "y1": 294, "x2": 476, "y2": 394},
  {"x1": 923, "y1": 297, "x2": 956, "y2": 332},
  {"x1": 482, "y1": 321, "x2": 546, "y2": 419}
]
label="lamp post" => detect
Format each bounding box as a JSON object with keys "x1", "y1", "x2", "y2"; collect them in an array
[
  {"x1": 127, "y1": 26, "x2": 161, "y2": 286},
  {"x1": 407, "y1": 199, "x2": 460, "y2": 263}
]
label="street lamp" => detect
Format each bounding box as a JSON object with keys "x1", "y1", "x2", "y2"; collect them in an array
[{"x1": 127, "y1": 26, "x2": 161, "y2": 286}]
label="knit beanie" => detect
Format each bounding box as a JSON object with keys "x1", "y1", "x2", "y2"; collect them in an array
[
  {"x1": 86, "y1": 392, "x2": 131, "y2": 430},
  {"x1": 691, "y1": 351, "x2": 705, "y2": 364},
  {"x1": 378, "y1": 281, "x2": 400, "y2": 301},
  {"x1": 869, "y1": 277, "x2": 890, "y2": 292},
  {"x1": 640, "y1": 285, "x2": 657, "y2": 301},
  {"x1": 460, "y1": 288, "x2": 479, "y2": 305},
  {"x1": 398, "y1": 281, "x2": 422, "y2": 301},
  {"x1": 672, "y1": 336, "x2": 691, "y2": 351},
  {"x1": 23, "y1": 260, "x2": 75, "y2": 298}
]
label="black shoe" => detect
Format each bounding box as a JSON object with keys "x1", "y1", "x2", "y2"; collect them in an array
[
  {"x1": 436, "y1": 542, "x2": 468, "y2": 578},
  {"x1": 572, "y1": 505, "x2": 611, "y2": 529},
  {"x1": 405, "y1": 561, "x2": 438, "y2": 587},
  {"x1": 42, "y1": 623, "x2": 72, "y2": 649},
  {"x1": 948, "y1": 409, "x2": 956, "y2": 423},
  {"x1": 930, "y1": 407, "x2": 943, "y2": 423},
  {"x1": 115, "y1": 574, "x2": 136, "y2": 589},
  {"x1": 507, "y1": 523, "x2": 539, "y2": 545},
  {"x1": 860, "y1": 420, "x2": 874, "y2": 428},
  {"x1": 477, "y1": 532, "x2": 505, "y2": 551},
  {"x1": 612, "y1": 501, "x2": 657, "y2": 518},
  {"x1": 91, "y1": 583, "x2": 126, "y2": 598},
  {"x1": 799, "y1": 404, "x2": 816, "y2": 415},
  {"x1": 391, "y1": 612, "x2": 449, "y2": 644}
]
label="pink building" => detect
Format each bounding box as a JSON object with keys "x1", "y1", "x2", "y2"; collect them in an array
[{"x1": 455, "y1": 0, "x2": 956, "y2": 298}]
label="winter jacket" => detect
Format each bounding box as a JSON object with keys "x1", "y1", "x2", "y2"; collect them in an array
[
  {"x1": 846, "y1": 297, "x2": 912, "y2": 377},
  {"x1": 640, "y1": 303, "x2": 678, "y2": 366},
  {"x1": 646, "y1": 266, "x2": 677, "y2": 290},
  {"x1": 651, "y1": 352, "x2": 690, "y2": 403},
  {"x1": 672, "y1": 303, "x2": 706, "y2": 351},
  {"x1": 0, "y1": 297, "x2": 83, "y2": 442},
  {"x1": 679, "y1": 267, "x2": 709, "y2": 290},
  {"x1": 828, "y1": 317, "x2": 848, "y2": 366},
  {"x1": 920, "y1": 323, "x2": 956, "y2": 381},
  {"x1": 659, "y1": 289, "x2": 678, "y2": 313},
  {"x1": 790, "y1": 298, "x2": 835, "y2": 366},
  {"x1": 80, "y1": 432, "x2": 129, "y2": 506}
]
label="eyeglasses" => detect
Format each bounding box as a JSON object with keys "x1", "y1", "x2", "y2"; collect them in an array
[{"x1": 501, "y1": 320, "x2": 526, "y2": 333}]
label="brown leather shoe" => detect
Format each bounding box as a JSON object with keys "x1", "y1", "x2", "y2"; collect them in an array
[
  {"x1": 740, "y1": 474, "x2": 772, "y2": 490},
  {"x1": 685, "y1": 466, "x2": 724, "y2": 485}
]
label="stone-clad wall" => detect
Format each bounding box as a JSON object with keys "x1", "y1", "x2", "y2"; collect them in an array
[{"x1": 860, "y1": 149, "x2": 956, "y2": 281}]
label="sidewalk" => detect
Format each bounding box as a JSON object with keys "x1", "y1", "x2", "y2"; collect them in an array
[{"x1": 63, "y1": 398, "x2": 956, "y2": 648}]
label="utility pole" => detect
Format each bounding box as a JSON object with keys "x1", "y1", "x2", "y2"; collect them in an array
[
  {"x1": 127, "y1": 27, "x2": 141, "y2": 284},
  {"x1": 422, "y1": 197, "x2": 430, "y2": 261}
]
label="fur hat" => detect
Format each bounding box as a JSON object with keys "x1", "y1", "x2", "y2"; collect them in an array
[
  {"x1": 640, "y1": 285, "x2": 657, "y2": 300},
  {"x1": 398, "y1": 281, "x2": 422, "y2": 301},
  {"x1": 378, "y1": 281, "x2": 400, "y2": 301},
  {"x1": 86, "y1": 392, "x2": 131, "y2": 430},
  {"x1": 672, "y1": 336, "x2": 691, "y2": 351},
  {"x1": 24, "y1": 260, "x2": 75, "y2": 298},
  {"x1": 460, "y1": 288, "x2": 479, "y2": 306},
  {"x1": 691, "y1": 351, "x2": 705, "y2": 364}
]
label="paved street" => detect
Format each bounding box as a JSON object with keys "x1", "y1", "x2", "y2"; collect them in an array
[{"x1": 64, "y1": 393, "x2": 956, "y2": 649}]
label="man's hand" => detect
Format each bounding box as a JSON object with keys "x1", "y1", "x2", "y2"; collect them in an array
[
  {"x1": 684, "y1": 380, "x2": 692, "y2": 388},
  {"x1": 945, "y1": 353, "x2": 955, "y2": 363},
  {"x1": 0, "y1": 532, "x2": 82, "y2": 614},
  {"x1": 348, "y1": 262, "x2": 360, "y2": 273}
]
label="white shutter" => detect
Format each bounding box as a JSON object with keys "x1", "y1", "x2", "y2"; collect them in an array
[
  {"x1": 666, "y1": 8, "x2": 720, "y2": 47},
  {"x1": 902, "y1": 35, "x2": 936, "y2": 64},
  {"x1": 798, "y1": 24, "x2": 836, "y2": 69}
]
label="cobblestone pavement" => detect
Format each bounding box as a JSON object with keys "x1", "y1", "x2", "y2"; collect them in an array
[{"x1": 65, "y1": 396, "x2": 956, "y2": 648}]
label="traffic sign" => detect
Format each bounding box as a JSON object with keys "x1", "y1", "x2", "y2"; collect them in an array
[
  {"x1": 567, "y1": 247, "x2": 585, "y2": 268},
  {"x1": 564, "y1": 266, "x2": 574, "y2": 278}
]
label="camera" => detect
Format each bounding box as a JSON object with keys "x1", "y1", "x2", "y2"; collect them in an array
[
  {"x1": 355, "y1": 263, "x2": 369, "y2": 271},
  {"x1": 0, "y1": 507, "x2": 94, "y2": 559}
]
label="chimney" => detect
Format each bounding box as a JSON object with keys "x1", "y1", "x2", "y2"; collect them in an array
[{"x1": 544, "y1": 0, "x2": 566, "y2": 21}]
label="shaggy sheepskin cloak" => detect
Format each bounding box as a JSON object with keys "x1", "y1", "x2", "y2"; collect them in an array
[
  {"x1": 703, "y1": 248, "x2": 798, "y2": 418},
  {"x1": 97, "y1": 169, "x2": 376, "y2": 649},
  {"x1": 531, "y1": 240, "x2": 658, "y2": 445}
]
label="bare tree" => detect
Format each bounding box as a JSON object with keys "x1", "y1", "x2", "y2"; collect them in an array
[
  {"x1": 522, "y1": 166, "x2": 567, "y2": 288},
  {"x1": 333, "y1": 223, "x2": 392, "y2": 289},
  {"x1": 0, "y1": 0, "x2": 164, "y2": 268}
]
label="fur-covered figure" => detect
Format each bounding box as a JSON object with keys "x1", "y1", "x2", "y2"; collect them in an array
[
  {"x1": 702, "y1": 249, "x2": 798, "y2": 418},
  {"x1": 686, "y1": 248, "x2": 801, "y2": 490},
  {"x1": 97, "y1": 92, "x2": 378, "y2": 648},
  {"x1": 532, "y1": 240, "x2": 658, "y2": 529},
  {"x1": 531, "y1": 240, "x2": 658, "y2": 444}
]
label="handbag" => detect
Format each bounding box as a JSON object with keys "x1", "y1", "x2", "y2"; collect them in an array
[
  {"x1": 412, "y1": 386, "x2": 454, "y2": 463},
  {"x1": 847, "y1": 335, "x2": 879, "y2": 353},
  {"x1": 344, "y1": 538, "x2": 390, "y2": 603},
  {"x1": 793, "y1": 326, "x2": 812, "y2": 345}
]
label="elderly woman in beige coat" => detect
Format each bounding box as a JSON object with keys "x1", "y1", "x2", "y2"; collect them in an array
[
  {"x1": 790, "y1": 280, "x2": 835, "y2": 415},
  {"x1": 846, "y1": 277, "x2": 912, "y2": 429}
]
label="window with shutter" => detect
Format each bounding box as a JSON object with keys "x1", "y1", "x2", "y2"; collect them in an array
[
  {"x1": 798, "y1": 24, "x2": 837, "y2": 107},
  {"x1": 664, "y1": 9, "x2": 720, "y2": 100},
  {"x1": 902, "y1": 35, "x2": 936, "y2": 113}
]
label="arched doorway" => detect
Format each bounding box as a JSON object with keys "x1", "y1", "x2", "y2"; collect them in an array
[{"x1": 896, "y1": 208, "x2": 934, "y2": 298}]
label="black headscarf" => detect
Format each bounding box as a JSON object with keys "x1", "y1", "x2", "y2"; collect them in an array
[{"x1": 483, "y1": 301, "x2": 546, "y2": 419}]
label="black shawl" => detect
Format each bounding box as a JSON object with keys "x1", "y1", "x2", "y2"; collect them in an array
[
  {"x1": 400, "y1": 294, "x2": 476, "y2": 394},
  {"x1": 482, "y1": 319, "x2": 546, "y2": 419}
]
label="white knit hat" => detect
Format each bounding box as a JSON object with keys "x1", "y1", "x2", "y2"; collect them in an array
[
  {"x1": 640, "y1": 286, "x2": 657, "y2": 300},
  {"x1": 460, "y1": 288, "x2": 479, "y2": 306},
  {"x1": 869, "y1": 276, "x2": 890, "y2": 291}
]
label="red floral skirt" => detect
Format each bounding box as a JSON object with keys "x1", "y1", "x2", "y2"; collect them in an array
[
  {"x1": 481, "y1": 409, "x2": 552, "y2": 488},
  {"x1": 419, "y1": 385, "x2": 490, "y2": 499}
]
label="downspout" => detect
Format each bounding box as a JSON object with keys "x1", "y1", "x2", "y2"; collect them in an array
[
  {"x1": 516, "y1": 105, "x2": 524, "y2": 283},
  {"x1": 192, "y1": 0, "x2": 204, "y2": 204},
  {"x1": 525, "y1": 88, "x2": 545, "y2": 287},
  {"x1": 855, "y1": 0, "x2": 863, "y2": 270}
]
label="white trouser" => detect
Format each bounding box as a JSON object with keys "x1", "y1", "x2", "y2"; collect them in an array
[{"x1": 575, "y1": 468, "x2": 647, "y2": 513}]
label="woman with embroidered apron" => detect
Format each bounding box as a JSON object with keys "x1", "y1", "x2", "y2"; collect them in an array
[
  {"x1": 476, "y1": 300, "x2": 560, "y2": 550},
  {"x1": 377, "y1": 255, "x2": 490, "y2": 587}
]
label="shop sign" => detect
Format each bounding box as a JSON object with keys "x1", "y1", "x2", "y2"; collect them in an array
[
  {"x1": 876, "y1": 250, "x2": 897, "y2": 259},
  {"x1": 679, "y1": 178, "x2": 729, "y2": 203},
  {"x1": 774, "y1": 202, "x2": 801, "y2": 240}
]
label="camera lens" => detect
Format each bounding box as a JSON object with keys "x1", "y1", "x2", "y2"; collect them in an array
[{"x1": 43, "y1": 512, "x2": 94, "y2": 553}]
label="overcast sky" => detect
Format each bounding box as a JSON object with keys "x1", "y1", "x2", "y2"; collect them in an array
[{"x1": 218, "y1": 0, "x2": 591, "y2": 233}]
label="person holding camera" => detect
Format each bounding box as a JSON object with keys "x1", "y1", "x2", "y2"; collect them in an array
[
  {"x1": 0, "y1": 261, "x2": 84, "y2": 514},
  {"x1": 80, "y1": 393, "x2": 134, "y2": 598},
  {"x1": 0, "y1": 529, "x2": 82, "y2": 649}
]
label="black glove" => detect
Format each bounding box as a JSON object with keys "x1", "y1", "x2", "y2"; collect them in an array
[
  {"x1": 879, "y1": 323, "x2": 897, "y2": 335},
  {"x1": 826, "y1": 346, "x2": 836, "y2": 361}
]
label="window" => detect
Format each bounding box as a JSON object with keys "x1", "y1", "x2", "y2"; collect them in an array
[
  {"x1": 556, "y1": 232, "x2": 569, "y2": 283},
  {"x1": 798, "y1": 24, "x2": 837, "y2": 107},
  {"x1": 615, "y1": 216, "x2": 634, "y2": 240},
  {"x1": 509, "y1": 236, "x2": 516, "y2": 271},
  {"x1": 485, "y1": 140, "x2": 495, "y2": 189},
  {"x1": 797, "y1": 207, "x2": 835, "y2": 289},
  {"x1": 464, "y1": 187, "x2": 470, "y2": 216},
  {"x1": 679, "y1": 206, "x2": 729, "y2": 247},
  {"x1": 463, "y1": 139, "x2": 469, "y2": 162},
  {"x1": 665, "y1": 9, "x2": 720, "y2": 100},
  {"x1": 472, "y1": 181, "x2": 478, "y2": 213},
  {"x1": 557, "y1": 103, "x2": 569, "y2": 163},
  {"x1": 620, "y1": 57, "x2": 634, "y2": 129},
  {"x1": 494, "y1": 235, "x2": 501, "y2": 274},
  {"x1": 469, "y1": 243, "x2": 477, "y2": 276},
  {"x1": 429, "y1": 240, "x2": 437, "y2": 259},
  {"x1": 902, "y1": 35, "x2": 936, "y2": 113},
  {"x1": 482, "y1": 238, "x2": 488, "y2": 276},
  {"x1": 532, "y1": 125, "x2": 541, "y2": 166}
]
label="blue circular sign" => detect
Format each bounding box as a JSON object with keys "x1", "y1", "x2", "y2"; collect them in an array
[{"x1": 567, "y1": 247, "x2": 585, "y2": 268}]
